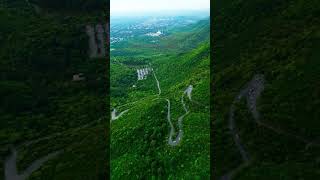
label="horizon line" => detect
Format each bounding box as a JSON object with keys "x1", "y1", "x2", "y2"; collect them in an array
[{"x1": 111, "y1": 9, "x2": 210, "y2": 17}]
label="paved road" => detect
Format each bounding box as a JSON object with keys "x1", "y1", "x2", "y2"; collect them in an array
[
  {"x1": 5, "y1": 147, "x2": 61, "y2": 180},
  {"x1": 111, "y1": 66, "x2": 158, "y2": 122},
  {"x1": 150, "y1": 68, "x2": 193, "y2": 146},
  {"x1": 112, "y1": 66, "x2": 198, "y2": 147},
  {"x1": 152, "y1": 68, "x2": 161, "y2": 95},
  {"x1": 220, "y1": 74, "x2": 320, "y2": 180},
  {"x1": 229, "y1": 75, "x2": 265, "y2": 162},
  {"x1": 166, "y1": 85, "x2": 193, "y2": 146},
  {"x1": 220, "y1": 74, "x2": 265, "y2": 180},
  {"x1": 4, "y1": 118, "x2": 102, "y2": 180},
  {"x1": 111, "y1": 109, "x2": 129, "y2": 121}
]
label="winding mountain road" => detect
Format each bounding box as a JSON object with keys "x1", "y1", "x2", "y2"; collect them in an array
[
  {"x1": 221, "y1": 74, "x2": 320, "y2": 180},
  {"x1": 111, "y1": 66, "x2": 159, "y2": 122},
  {"x1": 229, "y1": 75, "x2": 265, "y2": 162},
  {"x1": 5, "y1": 148, "x2": 61, "y2": 180},
  {"x1": 112, "y1": 65, "x2": 196, "y2": 147},
  {"x1": 220, "y1": 74, "x2": 265, "y2": 180},
  {"x1": 4, "y1": 118, "x2": 102, "y2": 180},
  {"x1": 151, "y1": 68, "x2": 192, "y2": 146},
  {"x1": 166, "y1": 85, "x2": 192, "y2": 146}
]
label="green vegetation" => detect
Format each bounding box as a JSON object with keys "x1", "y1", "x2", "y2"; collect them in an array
[
  {"x1": 111, "y1": 17, "x2": 210, "y2": 178},
  {"x1": 213, "y1": 0, "x2": 320, "y2": 179},
  {"x1": 0, "y1": 1, "x2": 108, "y2": 179},
  {"x1": 30, "y1": 0, "x2": 106, "y2": 12}
]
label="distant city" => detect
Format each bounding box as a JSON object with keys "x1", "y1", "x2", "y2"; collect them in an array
[{"x1": 110, "y1": 16, "x2": 207, "y2": 45}]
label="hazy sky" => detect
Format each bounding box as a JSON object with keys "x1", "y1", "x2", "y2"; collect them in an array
[{"x1": 111, "y1": 0, "x2": 210, "y2": 15}]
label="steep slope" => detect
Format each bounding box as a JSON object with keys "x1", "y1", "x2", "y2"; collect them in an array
[
  {"x1": 161, "y1": 18, "x2": 210, "y2": 52},
  {"x1": 0, "y1": 1, "x2": 108, "y2": 179},
  {"x1": 111, "y1": 19, "x2": 210, "y2": 178},
  {"x1": 212, "y1": 0, "x2": 320, "y2": 179}
]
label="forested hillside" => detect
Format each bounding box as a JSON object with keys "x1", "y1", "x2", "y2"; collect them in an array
[
  {"x1": 31, "y1": 0, "x2": 105, "y2": 12},
  {"x1": 212, "y1": 0, "x2": 320, "y2": 179},
  {"x1": 0, "y1": 1, "x2": 108, "y2": 179},
  {"x1": 110, "y1": 17, "x2": 210, "y2": 178}
]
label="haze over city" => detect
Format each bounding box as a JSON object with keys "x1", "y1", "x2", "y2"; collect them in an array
[{"x1": 111, "y1": 0, "x2": 210, "y2": 16}]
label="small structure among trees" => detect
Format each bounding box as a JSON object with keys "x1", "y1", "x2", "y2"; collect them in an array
[{"x1": 72, "y1": 73, "x2": 85, "y2": 81}]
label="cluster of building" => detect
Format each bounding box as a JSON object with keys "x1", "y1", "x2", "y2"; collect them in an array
[
  {"x1": 110, "y1": 37, "x2": 124, "y2": 44},
  {"x1": 137, "y1": 67, "x2": 152, "y2": 80},
  {"x1": 146, "y1": 30, "x2": 163, "y2": 37}
]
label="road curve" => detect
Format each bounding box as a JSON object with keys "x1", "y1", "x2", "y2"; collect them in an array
[
  {"x1": 220, "y1": 74, "x2": 265, "y2": 180},
  {"x1": 230, "y1": 74, "x2": 265, "y2": 162},
  {"x1": 166, "y1": 86, "x2": 193, "y2": 146},
  {"x1": 5, "y1": 147, "x2": 61, "y2": 180},
  {"x1": 220, "y1": 74, "x2": 320, "y2": 180},
  {"x1": 111, "y1": 109, "x2": 129, "y2": 121},
  {"x1": 4, "y1": 117, "x2": 103, "y2": 180},
  {"x1": 220, "y1": 74, "x2": 319, "y2": 180},
  {"x1": 111, "y1": 65, "x2": 161, "y2": 122}
]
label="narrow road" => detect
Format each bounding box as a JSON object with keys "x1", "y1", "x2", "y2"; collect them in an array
[
  {"x1": 5, "y1": 147, "x2": 61, "y2": 180},
  {"x1": 25, "y1": 0, "x2": 41, "y2": 13},
  {"x1": 166, "y1": 85, "x2": 193, "y2": 146},
  {"x1": 4, "y1": 117, "x2": 102, "y2": 180},
  {"x1": 185, "y1": 85, "x2": 193, "y2": 100},
  {"x1": 112, "y1": 65, "x2": 197, "y2": 147},
  {"x1": 230, "y1": 74, "x2": 265, "y2": 162},
  {"x1": 185, "y1": 85, "x2": 209, "y2": 109},
  {"x1": 114, "y1": 97, "x2": 150, "y2": 109},
  {"x1": 220, "y1": 74, "x2": 264, "y2": 180},
  {"x1": 150, "y1": 66, "x2": 189, "y2": 146},
  {"x1": 152, "y1": 68, "x2": 161, "y2": 95},
  {"x1": 221, "y1": 74, "x2": 319, "y2": 180},
  {"x1": 111, "y1": 66, "x2": 159, "y2": 122},
  {"x1": 111, "y1": 109, "x2": 129, "y2": 121}
]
